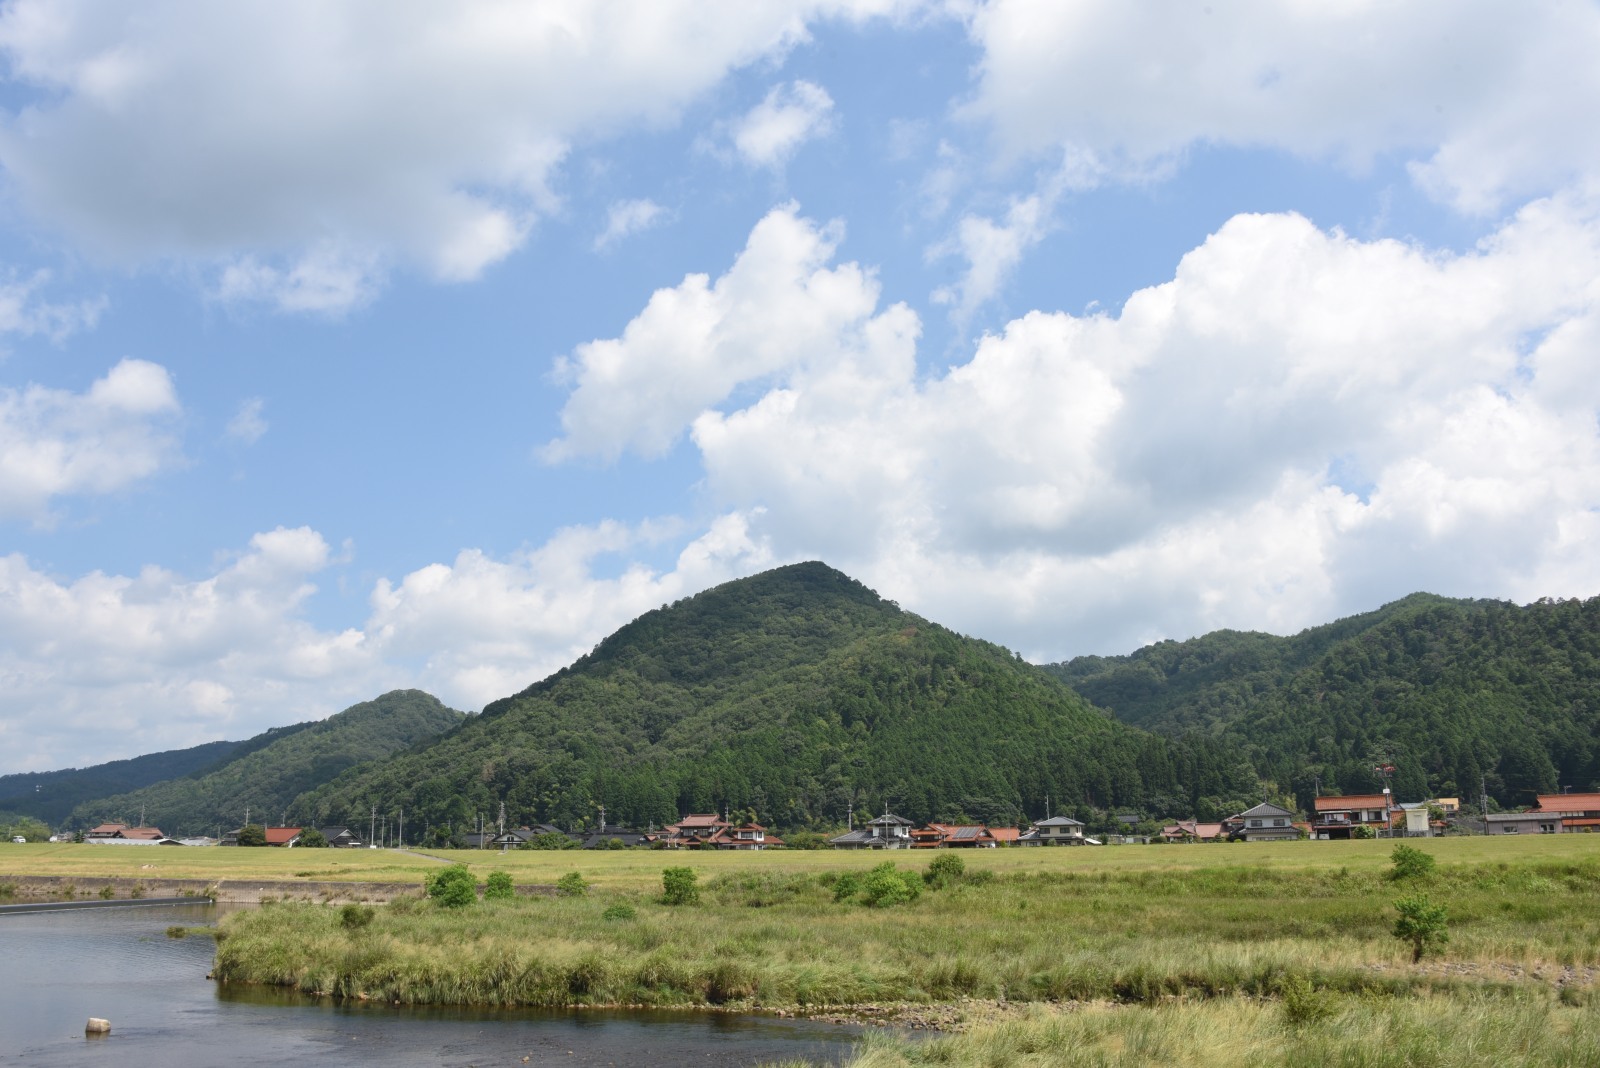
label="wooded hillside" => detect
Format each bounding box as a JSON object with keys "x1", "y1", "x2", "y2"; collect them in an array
[
  {"x1": 1047, "y1": 593, "x2": 1600, "y2": 811},
  {"x1": 297, "y1": 563, "x2": 1258, "y2": 838}
]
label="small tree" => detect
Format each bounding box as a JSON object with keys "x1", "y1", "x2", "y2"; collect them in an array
[
  {"x1": 1393, "y1": 893, "x2": 1449, "y2": 963},
  {"x1": 483, "y1": 870, "x2": 515, "y2": 900},
  {"x1": 425, "y1": 863, "x2": 478, "y2": 908},
  {"x1": 236, "y1": 824, "x2": 267, "y2": 847},
  {"x1": 1388, "y1": 843, "x2": 1436, "y2": 881},
  {"x1": 555, "y1": 871, "x2": 589, "y2": 897},
  {"x1": 298, "y1": 828, "x2": 329, "y2": 849},
  {"x1": 661, "y1": 866, "x2": 699, "y2": 905}
]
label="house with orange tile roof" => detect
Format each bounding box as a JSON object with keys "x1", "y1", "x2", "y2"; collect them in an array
[
  {"x1": 911, "y1": 823, "x2": 999, "y2": 848},
  {"x1": 1160, "y1": 819, "x2": 1225, "y2": 843},
  {"x1": 1532, "y1": 793, "x2": 1600, "y2": 831},
  {"x1": 1312, "y1": 794, "x2": 1394, "y2": 839}
]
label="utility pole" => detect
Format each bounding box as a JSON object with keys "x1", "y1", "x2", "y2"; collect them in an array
[
  {"x1": 370, "y1": 805, "x2": 377, "y2": 849},
  {"x1": 1481, "y1": 774, "x2": 1490, "y2": 835},
  {"x1": 846, "y1": 801, "x2": 853, "y2": 831},
  {"x1": 398, "y1": 808, "x2": 404, "y2": 849}
]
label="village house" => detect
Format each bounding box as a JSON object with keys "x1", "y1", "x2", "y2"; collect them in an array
[
  {"x1": 829, "y1": 812, "x2": 914, "y2": 849},
  {"x1": 83, "y1": 823, "x2": 176, "y2": 845},
  {"x1": 1531, "y1": 793, "x2": 1600, "y2": 832},
  {"x1": 1226, "y1": 802, "x2": 1300, "y2": 842},
  {"x1": 911, "y1": 823, "x2": 1000, "y2": 848},
  {"x1": 1312, "y1": 794, "x2": 1394, "y2": 839},
  {"x1": 1018, "y1": 815, "x2": 1089, "y2": 846},
  {"x1": 1160, "y1": 818, "x2": 1226, "y2": 843},
  {"x1": 317, "y1": 826, "x2": 365, "y2": 848}
]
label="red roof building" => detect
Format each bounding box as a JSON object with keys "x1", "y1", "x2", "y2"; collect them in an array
[
  {"x1": 1312, "y1": 795, "x2": 1393, "y2": 839},
  {"x1": 1532, "y1": 793, "x2": 1600, "y2": 831}
]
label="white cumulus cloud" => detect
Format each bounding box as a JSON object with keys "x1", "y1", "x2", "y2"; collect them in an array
[
  {"x1": 961, "y1": 0, "x2": 1600, "y2": 212},
  {"x1": 546, "y1": 203, "x2": 918, "y2": 461},
  {"x1": 0, "y1": 0, "x2": 908, "y2": 312},
  {"x1": 553, "y1": 197, "x2": 1600, "y2": 658},
  {"x1": 730, "y1": 80, "x2": 836, "y2": 168},
  {"x1": 0, "y1": 358, "x2": 181, "y2": 522}
]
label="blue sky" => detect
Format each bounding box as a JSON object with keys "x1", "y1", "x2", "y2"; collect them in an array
[{"x1": 2, "y1": 0, "x2": 1598, "y2": 774}]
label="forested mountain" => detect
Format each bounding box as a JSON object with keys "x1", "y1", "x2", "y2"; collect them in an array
[
  {"x1": 71, "y1": 690, "x2": 464, "y2": 836},
  {"x1": 0, "y1": 739, "x2": 244, "y2": 825},
  {"x1": 298, "y1": 563, "x2": 1258, "y2": 839},
  {"x1": 1046, "y1": 593, "x2": 1600, "y2": 812}
]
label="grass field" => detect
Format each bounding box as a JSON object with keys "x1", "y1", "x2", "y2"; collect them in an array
[{"x1": 8, "y1": 832, "x2": 1599, "y2": 889}]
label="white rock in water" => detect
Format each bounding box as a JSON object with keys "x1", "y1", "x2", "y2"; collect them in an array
[{"x1": 85, "y1": 1018, "x2": 111, "y2": 1034}]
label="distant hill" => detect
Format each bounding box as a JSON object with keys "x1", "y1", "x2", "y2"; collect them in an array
[
  {"x1": 0, "y1": 739, "x2": 245, "y2": 825},
  {"x1": 72, "y1": 690, "x2": 465, "y2": 836},
  {"x1": 1045, "y1": 593, "x2": 1600, "y2": 811},
  {"x1": 298, "y1": 563, "x2": 1257, "y2": 837}
]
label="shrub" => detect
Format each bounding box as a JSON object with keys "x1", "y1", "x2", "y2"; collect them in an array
[
  {"x1": 1280, "y1": 974, "x2": 1337, "y2": 1025},
  {"x1": 783, "y1": 830, "x2": 828, "y2": 850},
  {"x1": 602, "y1": 903, "x2": 637, "y2": 921},
  {"x1": 555, "y1": 872, "x2": 588, "y2": 897},
  {"x1": 863, "y1": 862, "x2": 922, "y2": 907},
  {"x1": 1393, "y1": 893, "x2": 1449, "y2": 962},
  {"x1": 661, "y1": 867, "x2": 699, "y2": 905},
  {"x1": 424, "y1": 864, "x2": 478, "y2": 908},
  {"x1": 98, "y1": 885, "x2": 115, "y2": 899},
  {"x1": 340, "y1": 903, "x2": 375, "y2": 929},
  {"x1": 602, "y1": 837, "x2": 627, "y2": 850},
  {"x1": 831, "y1": 872, "x2": 864, "y2": 903},
  {"x1": 1389, "y1": 844, "x2": 1436, "y2": 881},
  {"x1": 298, "y1": 828, "x2": 329, "y2": 848},
  {"x1": 235, "y1": 824, "x2": 267, "y2": 847},
  {"x1": 484, "y1": 871, "x2": 515, "y2": 900},
  {"x1": 924, "y1": 852, "x2": 965, "y2": 888},
  {"x1": 1352, "y1": 825, "x2": 1377, "y2": 840}
]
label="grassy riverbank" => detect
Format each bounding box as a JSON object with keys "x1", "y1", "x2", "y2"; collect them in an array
[
  {"x1": 802, "y1": 991, "x2": 1600, "y2": 1068},
  {"x1": 212, "y1": 839, "x2": 1600, "y2": 1014}
]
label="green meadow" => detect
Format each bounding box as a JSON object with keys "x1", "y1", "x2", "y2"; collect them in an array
[{"x1": 207, "y1": 837, "x2": 1599, "y2": 1011}]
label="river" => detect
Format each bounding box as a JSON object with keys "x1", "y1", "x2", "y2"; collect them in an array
[{"x1": 0, "y1": 902, "x2": 865, "y2": 1066}]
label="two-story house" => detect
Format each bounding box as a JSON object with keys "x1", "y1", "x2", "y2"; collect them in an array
[
  {"x1": 1312, "y1": 794, "x2": 1393, "y2": 839},
  {"x1": 1227, "y1": 802, "x2": 1299, "y2": 842},
  {"x1": 829, "y1": 813, "x2": 915, "y2": 849},
  {"x1": 1019, "y1": 815, "x2": 1089, "y2": 845}
]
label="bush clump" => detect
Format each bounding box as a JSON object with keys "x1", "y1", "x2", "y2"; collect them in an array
[
  {"x1": 555, "y1": 871, "x2": 588, "y2": 897},
  {"x1": 483, "y1": 871, "x2": 515, "y2": 900},
  {"x1": 862, "y1": 862, "x2": 922, "y2": 907},
  {"x1": 425, "y1": 864, "x2": 478, "y2": 908},
  {"x1": 661, "y1": 867, "x2": 699, "y2": 905},
  {"x1": 924, "y1": 852, "x2": 965, "y2": 888},
  {"x1": 602, "y1": 902, "x2": 637, "y2": 921},
  {"x1": 340, "y1": 903, "x2": 375, "y2": 929},
  {"x1": 1389, "y1": 844, "x2": 1437, "y2": 881}
]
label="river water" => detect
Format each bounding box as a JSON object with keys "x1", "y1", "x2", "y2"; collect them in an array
[{"x1": 0, "y1": 903, "x2": 864, "y2": 1066}]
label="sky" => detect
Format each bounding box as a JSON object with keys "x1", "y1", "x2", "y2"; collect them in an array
[{"x1": 1, "y1": 0, "x2": 1598, "y2": 775}]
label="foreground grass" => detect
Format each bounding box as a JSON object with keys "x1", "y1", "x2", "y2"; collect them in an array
[
  {"x1": 803, "y1": 992, "x2": 1600, "y2": 1068},
  {"x1": 213, "y1": 841, "x2": 1600, "y2": 1013}
]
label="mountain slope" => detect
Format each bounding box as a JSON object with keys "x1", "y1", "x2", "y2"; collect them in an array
[
  {"x1": 72, "y1": 690, "x2": 465, "y2": 835},
  {"x1": 1046, "y1": 594, "x2": 1600, "y2": 809},
  {"x1": 300, "y1": 563, "x2": 1256, "y2": 836},
  {"x1": 0, "y1": 739, "x2": 245, "y2": 825}
]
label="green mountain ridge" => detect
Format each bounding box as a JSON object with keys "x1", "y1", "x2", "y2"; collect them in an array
[
  {"x1": 1045, "y1": 593, "x2": 1600, "y2": 811},
  {"x1": 0, "y1": 739, "x2": 245, "y2": 826},
  {"x1": 297, "y1": 562, "x2": 1257, "y2": 838},
  {"x1": 71, "y1": 690, "x2": 465, "y2": 836}
]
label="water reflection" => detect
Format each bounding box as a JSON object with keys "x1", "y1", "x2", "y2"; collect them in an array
[{"x1": 0, "y1": 903, "x2": 863, "y2": 1067}]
